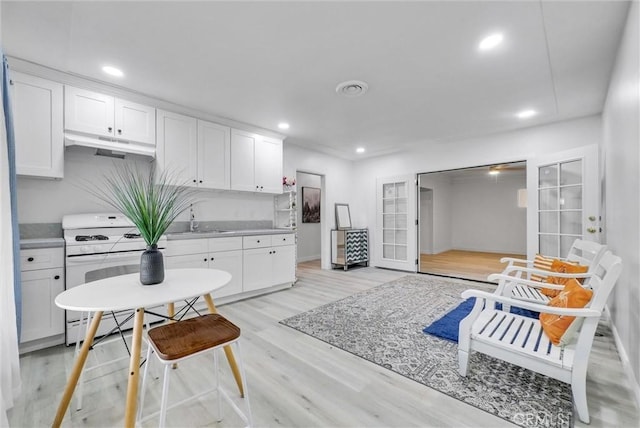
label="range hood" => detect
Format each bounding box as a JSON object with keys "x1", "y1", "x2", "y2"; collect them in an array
[{"x1": 64, "y1": 132, "x2": 156, "y2": 158}]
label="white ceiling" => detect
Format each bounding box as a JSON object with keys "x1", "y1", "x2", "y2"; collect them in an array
[{"x1": 1, "y1": 1, "x2": 630, "y2": 160}]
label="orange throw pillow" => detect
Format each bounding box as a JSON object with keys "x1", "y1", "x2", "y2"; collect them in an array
[
  {"x1": 530, "y1": 254, "x2": 554, "y2": 282},
  {"x1": 541, "y1": 259, "x2": 589, "y2": 297},
  {"x1": 540, "y1": 278, "x2": 593, "y2": 346}
]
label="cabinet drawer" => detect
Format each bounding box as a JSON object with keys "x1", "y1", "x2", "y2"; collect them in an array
[
  {"x1": 271, "y1": 234, "x2": 295, "y2": 247},
  {"x1": 209, "y1": 237, "x2": 242, "y2": 252},
  {"x1": 164, "y1": 239, "x2": 208, "y2": 256},
  {"x1": 243, "y1": 235, "x2": 272, "y2": 249},
  {"x1": 20, "y1": 248, "x2": 63, "y2": 271}
]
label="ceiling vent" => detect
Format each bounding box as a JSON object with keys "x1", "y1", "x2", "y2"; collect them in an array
[{"x1": 335, "y1": 80, "x2": 369, "y2": 97}]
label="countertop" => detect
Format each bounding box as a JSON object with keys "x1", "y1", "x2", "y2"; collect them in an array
[
  {"x1": 20, "y1": 238, "x2": 65, "y2": 250},
  {"x1": 166, "y1": 228, "x2": 295, "y2": 240}
]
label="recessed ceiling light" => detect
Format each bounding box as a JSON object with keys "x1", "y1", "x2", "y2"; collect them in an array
[
  {"x1": 516, "y1": 109, "x2": 537, "y2": 119},
  {"x1": 336, "y1": 80, "x2": 369, "y2": 97},
  {"x1": 278, "y1": 122, "x2": 290, "y2": 130},
  {"x1": 479, "y1": 33, "x2": 504, "y2": 51},
  {"x1": 102, "y1": 65, "x2": 124, "y2": 77},
  {"x1": 356, "y1": 147, "x2": 365, "y2": 154}
]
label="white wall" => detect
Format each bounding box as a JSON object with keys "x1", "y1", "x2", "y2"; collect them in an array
[
  {"x1": 450, "y1": 172, "x2": 526, "y2": 254},
  {"x1": 283, "y1": 144, "x2": 353, "y2": 269},
  {"x1": 353, "y1": 115, "x2": 602, "y2": 265},
  {"x1": 419, "y1": 188, "x2": 433, "y2": 254},
  {"x1": 296, "y1": 171, "x2": 321, "y2": 261},
  {"x1": 602, "y1": 1, "x2": 640, "y2": 405},
  {"x1": 17, "y1": 149, "x2": 274, "y2": 224},
  {"x1": 419, "y1": 174, "x2": 453, "y2": 254}
]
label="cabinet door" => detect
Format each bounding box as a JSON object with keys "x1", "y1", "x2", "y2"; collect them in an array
[
  {"x1": 255, "y1": 136, "x2": 283, "y2": 194},
  {"x1": 20, "y1": 268, "x2": 65, "y2": 343},
  {"x1": 209, "y1": 250, "x2": 243, "y2": 298},
  {"x1": 165, "y1": 254, "x2": 208, "y2": 269},
  {"x1": 271, "y1": 245, "x2": 296, "y2": 285},
  {"x1": 198, "y1": 120, "x2": 231, "y2": 189},
  {"x1": 64, "y1": 86, "x2": 114, "y2": 138},
  {"x1": 242, "y1": 247, "x2": 273, "y2": 292},
  {"x1": 156, "y1": 110, "x2": 198, "y2": 186},
  {"x1": 10, "y1": 72, "x2": 64, "y2": 178},
  {"x1": 114, "y1": 98, "x2": 156, "y2": 145},
  {"x1": 230, "y1": 129, "x2": 256, "y2": 192}
]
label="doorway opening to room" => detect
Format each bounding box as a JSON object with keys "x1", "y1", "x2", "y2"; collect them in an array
[
  {"x1": 295, "y1": 171, "x2": 323, "y2": 265},
  {"x1": 417, "y1": 161, "x2": 527, "y2": 282}
]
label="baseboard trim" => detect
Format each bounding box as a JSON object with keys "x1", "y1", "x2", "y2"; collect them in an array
[
  {"x1": 297, "y1": 255, "x2": 321, "y2": 263},
  {"x1": 604, "y1": 305, "x2": 640, "y2": 411}
]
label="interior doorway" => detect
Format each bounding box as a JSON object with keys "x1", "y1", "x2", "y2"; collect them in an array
[
  {"x1": 418, "y1": 161, "x2": 527, "y2": 282},
  {"x1": 296, "y1": 171, "x2": 322, "y2": 262}
]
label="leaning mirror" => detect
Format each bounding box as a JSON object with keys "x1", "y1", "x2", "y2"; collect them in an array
[{"x1": 335, "y1": 203, "x2": 352, "y2": 230}]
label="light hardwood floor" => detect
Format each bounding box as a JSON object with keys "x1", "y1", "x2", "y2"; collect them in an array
[
  {"x1": 420, "y1": 250, "x2": 526, "y2": 282},
  {"x1": 8, "y1": 261, "x2": 639, "y2": 427}
]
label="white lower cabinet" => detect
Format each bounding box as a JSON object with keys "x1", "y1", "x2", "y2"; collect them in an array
[
  {"x1": 165, "y1": 233, "x2": 295, "y2": 304},
  {"x1": 242, "y1": 234, "x2": 296, "y2": 292},
  {"x1": 19, "y1": 248, "x2": 65, "y2": 352}
]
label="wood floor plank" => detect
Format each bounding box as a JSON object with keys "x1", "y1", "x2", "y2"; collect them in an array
[
  {"x1": 420, "y1": 249, "x2": 525, "y2": 282},
  {"x1": 7, "y1": 260, "x2": 639, "y2": 427}
]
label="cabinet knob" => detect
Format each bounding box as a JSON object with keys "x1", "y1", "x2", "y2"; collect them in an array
[
  {"x1": 193, "y1": 179, "x2": 197, "y2": 183},
  {"x1": 260, "y1": 186, "x2": 264, "y2": 190},
  {"x1": 199, "y1": 180, "x2": 203, "y2": 183},
  {"x1": 204, "y1": 258, "x2": 208, "y2": 262},
  {"x1": 54, "y1": 275, "x2": 60, "y2": 280},
  {"x1": 108, "y1": 127, "x2": 113, "y2": 132},
  {"x1": 117, "y1": 129, "x2": 122, "y2": 134},
  {"x1": 257, "y1": 240, "x2": 260, "y2": 243},
  {"x1": 273, "y1": 250, "x2": 276, "y2": 254},
  {"x1": 27, "y1": 257, "x2": 34, "y2": 262}
]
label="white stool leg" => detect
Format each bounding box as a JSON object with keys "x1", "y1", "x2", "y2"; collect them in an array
[
  {"x1": 214, "y1": 349, "x2": 222, "y2": 422},
  {"x1": 159, "y1": 363, "x2": 172, "y2": 428},
  {"x1": 137, "y1": 344, "x2": 154, "y2": 423},
  {"x1": 75, "y1": 311, "x2": 91, "y2": 411},
  {"x1": 234, "y1": 341, "x2": 253, "y2": 428}
]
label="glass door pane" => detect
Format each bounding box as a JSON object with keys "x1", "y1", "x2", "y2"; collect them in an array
[
  {"x1": 382, "y1": 181, "x2": 408, "y2": 261},
  {"x1": 538, "y1": 159, "x2": 583, "y2": 258}
]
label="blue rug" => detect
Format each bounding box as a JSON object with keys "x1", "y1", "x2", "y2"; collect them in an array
[{"x1": 423, "y1": 297, "x2": 539, "y2": 343}]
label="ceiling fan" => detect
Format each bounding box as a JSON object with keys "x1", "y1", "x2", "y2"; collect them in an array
[{"x1": 488, "y1": 163, "x2": 526, "y2": 175}]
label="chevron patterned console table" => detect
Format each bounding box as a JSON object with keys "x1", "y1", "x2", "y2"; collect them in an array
[{"x1": 331, "y1": 229, "x2": 369, "y2": 271}]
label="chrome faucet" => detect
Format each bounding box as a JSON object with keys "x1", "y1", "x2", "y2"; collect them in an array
[{"x1": 189, "y1": 204, "x2": 198, "y2": 232}]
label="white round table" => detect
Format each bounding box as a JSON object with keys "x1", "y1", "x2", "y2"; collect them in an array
[{"x1": 53, "y1": 269, "x2": 236, "y2": 428}]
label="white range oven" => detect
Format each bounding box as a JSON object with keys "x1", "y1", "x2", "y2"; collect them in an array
[{"x1": 62, "y1": 213, "x2": 167, "y2": 345}]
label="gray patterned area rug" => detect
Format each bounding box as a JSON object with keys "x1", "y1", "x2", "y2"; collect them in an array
[{"x1": 281, "y1": 274, "x2": 573, "y2": 427}]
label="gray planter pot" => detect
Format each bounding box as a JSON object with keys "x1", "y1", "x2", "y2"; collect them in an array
[{"x1": 140, "y1": 244, "x2": 164, "y2": 285}]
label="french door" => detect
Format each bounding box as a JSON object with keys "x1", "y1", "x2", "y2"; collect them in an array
[
  {"x1": 526, "y1": 145, "x2": 600, "y2": 259},
  {"x1": 375, "y1": 175, "x2": 417, "y2": 271}
]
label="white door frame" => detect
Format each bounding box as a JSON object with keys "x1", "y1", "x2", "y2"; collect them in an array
[
  {"x1": 375, "y1": 174, "x2": 418, "y2": 272},
  {"x1": 526, "y1": 144, "x2": 600, "y2": 259}
]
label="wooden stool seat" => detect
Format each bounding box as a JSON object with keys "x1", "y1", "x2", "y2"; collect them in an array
[{"x1": 148, "y1": 314, "x2": 240, "y2": 361}]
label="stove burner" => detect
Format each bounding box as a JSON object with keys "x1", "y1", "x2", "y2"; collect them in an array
[
  {"x1": 124, "y1": 233, "x2": 141, "y2": 239},
  {"x1": 75, "y1": 234, "x2": 109, "y2": 242}
]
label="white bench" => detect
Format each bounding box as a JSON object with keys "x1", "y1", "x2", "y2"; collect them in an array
[
  {"x1": 458, "y1": 251, "x2": 622, "y2": 423},
  {"x1": 495, "y1": 239, "x2": 607, "y2": 308}
]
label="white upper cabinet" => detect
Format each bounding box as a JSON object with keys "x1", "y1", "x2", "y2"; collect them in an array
[
  {"x1": 198, "y1": 120, "x2": 231, "y2": 189},
  {"x1": 156, "y1": 111, "x2": 232, "y2": 190},
  {"x1": 64, "y1": 86, "x2": 155, "y2": 145},
  {"x1": 10, "y1": 72, "x2": 64, "y2": 179},
  {"x1": 255, "y1": 135, "x2": 283, "y2": 193},
  {"x1": 114, "y1": 98, "x2": 156, "y2": 145},
  {"x1": 156, "y1": 109, "x2": 198, "y2": 185},
  {"x1": 231, "y1": 129, "x2": 283, "y2": 194}
]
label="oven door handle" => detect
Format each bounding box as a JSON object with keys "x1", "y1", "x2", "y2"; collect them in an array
[{"x1": 66, "y1": 251, "x2": 144, "y2": 265}]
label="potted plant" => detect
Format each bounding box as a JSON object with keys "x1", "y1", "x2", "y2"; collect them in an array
[{"x1": 88, "y1": 163, "x2": 196, "y2": 285}]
